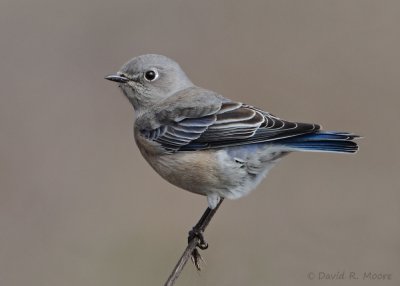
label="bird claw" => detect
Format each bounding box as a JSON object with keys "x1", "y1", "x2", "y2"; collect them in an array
[
  {"x1": 188, "y1": 228, "x2": 208, "y2": 270},
  {"x1": 190, "y1": 248, "x2": 206, "y2": 271}
]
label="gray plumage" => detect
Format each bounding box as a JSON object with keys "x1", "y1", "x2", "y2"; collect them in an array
[{"x1": 105, "y1": 54, "x2": 359, "y2": 209}]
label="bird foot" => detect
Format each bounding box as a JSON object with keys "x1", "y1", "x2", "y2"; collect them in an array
[
  {"x1": 188, "y1": 228, "x2": 208, "y2": 250},
  {"x1": 188, "y1": 228, "x2": 208, "y2": 270}
]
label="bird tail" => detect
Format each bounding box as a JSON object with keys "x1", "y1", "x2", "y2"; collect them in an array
[{"x1": 278, "y1": 131, "x2": 360, "y2": 154}]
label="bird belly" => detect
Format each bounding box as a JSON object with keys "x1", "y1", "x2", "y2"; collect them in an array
[
  {"x1": 143, "y1": 150, "x2": 223, "y2": 196},
  {"x1": 139, "y1": 143, "x2": 287, "y2": 200}
]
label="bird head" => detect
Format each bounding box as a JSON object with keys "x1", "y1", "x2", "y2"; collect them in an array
[{"x1": 105, "y1": 54, "x2": 193, "y2": 115}]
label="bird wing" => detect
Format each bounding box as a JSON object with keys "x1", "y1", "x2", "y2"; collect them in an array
[{"x1": 136, "y1": 88, "x2": 320, "y2": 152}]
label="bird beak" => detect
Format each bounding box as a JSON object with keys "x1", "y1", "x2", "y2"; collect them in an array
[{"x1": 104, "y1": 74, "x2": 129, "y2": 83}]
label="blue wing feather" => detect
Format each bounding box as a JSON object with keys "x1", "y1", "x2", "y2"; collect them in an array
[
  {"x1": 276, "y1": 131, "x2": 360, "y2": 153},
  {"x1": 140, "y1": 97, "x2": 359, "y2": 153}
]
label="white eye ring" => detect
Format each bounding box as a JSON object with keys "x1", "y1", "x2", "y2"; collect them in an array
[{"x1": 144, "y1": 69, "x2": 159, "y2": 82}]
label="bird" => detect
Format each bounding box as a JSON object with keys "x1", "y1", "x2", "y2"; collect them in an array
[{"x1": 105, "y1": 54, "x2": 359, "y2": 210}]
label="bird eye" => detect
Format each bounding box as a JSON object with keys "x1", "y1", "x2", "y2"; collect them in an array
[{"x1": 144, "y1": 69, "x2": 159, "y2": 81}]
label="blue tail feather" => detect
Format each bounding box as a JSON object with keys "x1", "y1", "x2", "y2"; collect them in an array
[{"x1": 278, "y1": 131, "x2": 360, "y2": 153}]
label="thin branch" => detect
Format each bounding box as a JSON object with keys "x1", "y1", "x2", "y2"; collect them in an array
[{"x1": 163, "y1": 199, "x2": 224, "y2": 286}]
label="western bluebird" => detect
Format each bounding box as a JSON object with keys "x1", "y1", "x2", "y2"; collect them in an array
[{"x1": 105, "y1": 54, "x2": 359, "y2": 210}]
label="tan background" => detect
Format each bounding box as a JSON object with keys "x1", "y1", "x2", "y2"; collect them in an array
[{"x1": 1, "y1": 1, "x2": 399, "y2": 285}]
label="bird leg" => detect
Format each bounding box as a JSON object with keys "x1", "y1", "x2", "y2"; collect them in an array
[{"x1": 187, "y1": 198, "x2": 224, "y2": 270}]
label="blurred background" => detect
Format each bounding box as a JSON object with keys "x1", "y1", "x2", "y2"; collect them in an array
[{"x1": 1, "y1": 1, "x2": 399, "y2": 285}]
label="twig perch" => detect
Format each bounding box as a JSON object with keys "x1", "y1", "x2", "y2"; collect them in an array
[{"x1": 163, "y1": 199, "x2": 224, "y2": 286}]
